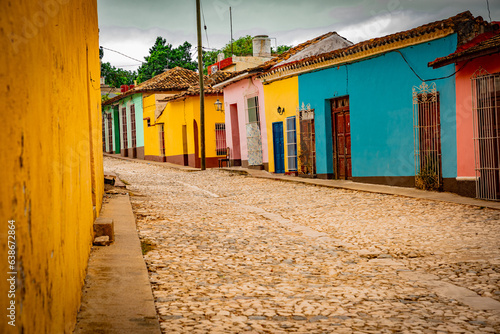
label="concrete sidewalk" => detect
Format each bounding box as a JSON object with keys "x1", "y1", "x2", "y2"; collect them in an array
[
  {"x1": 73, "y1": 194, "x2": 161, "y2": 334},
  {"x1": 104, "y1": 154, "x2": 500, "y2": 210}
]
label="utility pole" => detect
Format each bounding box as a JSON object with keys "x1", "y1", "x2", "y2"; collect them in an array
[
  {"x1": 196, "y1": 0, "x2": 206, "y2": 170},
  {"x1": 230, "y1": 7, "x2": 233, "y2": 56}
]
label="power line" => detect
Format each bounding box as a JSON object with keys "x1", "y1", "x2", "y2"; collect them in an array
[
  {"x1": 200, "y1": 0, "x2": 210, "y2": 49},
  {"x1": 394, "y1": 50, "x2": 471, "y2": 82},
  {"x1": 486, "y1": 0, "x2": 492, "y2": 22},
  {"x1": 114, "y1": 64, "x2": 143, "y2": 68},
  {"x1": 101, "y1": 46, "x2": 144, "y2": 63}
]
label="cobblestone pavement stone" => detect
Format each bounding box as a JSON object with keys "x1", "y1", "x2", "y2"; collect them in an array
[{"x1": 104, "y1": 157, "x2": 500, "y2": 333}]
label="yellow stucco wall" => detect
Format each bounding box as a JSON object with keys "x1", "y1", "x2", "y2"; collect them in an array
[
  {"x1": 143, "y1": 91, "x2": 184, "y2": 159},
  {"x1": 0, "y1": 1, "x2": 103, "y2": 333},
  {"x1": 263, "y1": 77, "x2": 299, "y2": 173},
  {"x1": 157, "y1": 95, "x2": 225, "y2": 167},
  {"x1": 143, "y1": 94, "x2": 161, "y2": 157}
]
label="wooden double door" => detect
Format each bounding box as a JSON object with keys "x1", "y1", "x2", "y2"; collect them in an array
[{"x1": 331, "y1": 97, "x2": 352, "y2": 179}]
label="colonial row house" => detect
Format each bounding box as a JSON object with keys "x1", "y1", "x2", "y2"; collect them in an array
[
  {"x1": 256, "y1": 11, "x2": 497, "y2": 200},
  {"x1": 213, "y1": 32, "x2": 352, "y2": 170},
  {"x1": 102, "y1": 67, "x2": 200, "y2": 159},
  {"x1": 145, "y1": 70, "x2": 234, "y2": 168},
  {"x1": 429, "y1": 24, "x2": 500, "y2": 200}
]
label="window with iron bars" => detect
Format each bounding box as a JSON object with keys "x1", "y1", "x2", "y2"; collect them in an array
[
  {"x1": 298, "y1": 107, "x2": 316, "y2": 176},
  {"x1": 121, "y1": 107, "x2": 128, "y2": 149},
  {"x1": 472, "y1": 70, "x2": 500, "y2": 201},
  {"x1": 286, "y1": 116, "x2": 297, "y2": 171},
  {"x1": 215, "y1": 123, "x2": 227, "y2": 156},
  {"x1": 107, "y1": 113, "x2": 113, "y2": 152},
  {"x1": 102, "y1": 115, "x2": 106, "y2": 152},
  {"x1": 412, "y1": 82, "x2": 441, "y2": 191},
  {"x1": 130, "y1": 104, "x2": 137, "y2": 148},
  {"x1": 158, "y1": 124, "x2": 165, "y2": 156}
]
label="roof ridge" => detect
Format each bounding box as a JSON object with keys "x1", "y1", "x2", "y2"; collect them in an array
[
  {"x1": 102, "y1": 66, "x2": 200, "y2": 105},
  {"x1": 260, "y1": 11, "x2": 483, "y2": 79},
  {"x1": 211, "y1": 31, "x2": 348, "y2": 87}
]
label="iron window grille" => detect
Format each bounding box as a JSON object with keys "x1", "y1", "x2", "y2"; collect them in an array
[
  {"x1": 121, "y1": 107, "x2": 128, "y2": 149},
  {"x1": 130, "y1": 104, "x2": 137, "y2": 148},
  {"x1": 297, "y1": 103, "x2": 316, "y2": 176},
  {"x1": 413, "y1": 82, "x2": 442, "y2": 191},
  {"x1": 107, "y1": 113, "x2": 113, "y2": 152},
  {"x1": 102, "y1": 114, "x2": 106, "y2": 152},
  {"x1": 215, "y1": 123, "x2": 227, "y2": 156},
  {"x1": 472, "y1": 69, "x2": 500, "y2": 201},
  {"x1": 158, "y1": 124, "x2": 165, "y2": 157},
  {"x1": 286, "y1": 116, "x2": 298, "y2": 171}
]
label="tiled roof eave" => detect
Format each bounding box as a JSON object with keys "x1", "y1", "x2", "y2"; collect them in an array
[
  {"x1": 259, "y1": 28, "x2": 455, "y2": 84},
  {"x1": 160, "y1": 91, "x2": 219, "y2": 104},
  {"x1": 429, "y1": 39, "x2": 500, "y2": 68},
  {"x1": 430, "y1": 46, "x2": 500, "y2": 68},
  {"x1": 102, "y1": 87, "x2": 194, "y2": 106},
  {"x1": 102, "y1": 89, "x2": 141, "y2": 106},
  {"x1": 212, "y1": 71, "x2": 256, "y2": 89}
]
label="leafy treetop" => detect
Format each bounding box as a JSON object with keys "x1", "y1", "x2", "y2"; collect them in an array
[{"x1": 137, "y1": 37, "x2": 198, "y2": 83}]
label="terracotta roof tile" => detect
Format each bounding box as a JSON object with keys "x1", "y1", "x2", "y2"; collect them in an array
[
  {"x1": 134, "y1": 66, "x2": 199, "y2": 91},
  {"x1": 158, "y1": 73, "x2": 226, "y2": 103},
  {"x1": 429, "y1": 25, "x2": 500, "y2": 68},
  {"x1": 103, "y1": 67, "x2": 200, "y2": 105},
  {"x1": 212, "y1": 32, "x2": 347, "y2": 88},
  {"x1": 251, "y1": 31, "x2": 348, "y2": 72},
  {"x1": 159, "y1": 86, "x2": 221, "y2": 103},
  {"x1": 205, "y1": 70, "x2": 241, "y2": 86},
  {"x1": 261, "y1": 11, "x2": 487, "y2": 80}
]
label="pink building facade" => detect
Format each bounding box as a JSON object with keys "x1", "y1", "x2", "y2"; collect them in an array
[
  {"x1": 430, "y1": 29, "x2": 500, "y2": 200},
  {"x1": 455, "y1": 55, "x2": 500, "y2": 178},
  {"x1": 220, "y1": 75, "x2": 269, "y2": 170}
]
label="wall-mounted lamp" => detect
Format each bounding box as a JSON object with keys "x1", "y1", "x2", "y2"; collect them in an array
[
  {"x1": 277, "y1": 106, "x2": 285, "y2": 115},
  {"x1": 214, "y1": 98, "x2": 224, "y2": 112}
]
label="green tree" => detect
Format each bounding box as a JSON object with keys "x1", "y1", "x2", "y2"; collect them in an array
[
  {"x1": 272, "y1": 44, "x2": 291, "y2": 55},
  {"x1": 100, "y1": 61, "x2": 137, "y2": 88},
  {"x1": 137, "y1": 37, "x2": 198, "y2": 83},
  {"x1": 203, "y1": 35, "x2": 253, "y2": 66}
]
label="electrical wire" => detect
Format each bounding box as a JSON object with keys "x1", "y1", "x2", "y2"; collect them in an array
[
  {"x1": 200, "y1": 0, "x2": 210, "y2": 49},
  {"x1": 486, "y1": 0, "x2": 492, "y2": 22},
  {"x1": 393, "y1": 50, "x2": 471, "y2": 82},
  {"x1": 114, "y1": 64, "x2": 143, "y2": 68},
  {"x1": 101, "y1": 46, "x2": 144, "y2": 63}
]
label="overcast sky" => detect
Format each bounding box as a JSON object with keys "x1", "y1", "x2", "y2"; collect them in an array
[{"x1": 98, "y1": 0, "x2": 499, "y2": 71}]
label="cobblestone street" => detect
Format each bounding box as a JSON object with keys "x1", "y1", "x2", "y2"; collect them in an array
[{"x1": 104, "y1": 157, "x2": 500, "y2": 333}]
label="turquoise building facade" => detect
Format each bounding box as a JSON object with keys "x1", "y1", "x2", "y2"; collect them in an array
[{"x1": 298, "y1": 34, "x2": 458, "y2": 188}]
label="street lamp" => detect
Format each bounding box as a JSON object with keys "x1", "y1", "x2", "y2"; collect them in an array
[{"x1": 214, "y1": 98, "x2": 224, "y2": 112}]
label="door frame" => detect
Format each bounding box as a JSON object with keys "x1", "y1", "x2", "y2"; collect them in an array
[
  {"x1": 272, "y1": 121, "x2": 285, "y2": 173},
  {"x1": 331, "y1": 96, "x2": 351, "y2": 180}
]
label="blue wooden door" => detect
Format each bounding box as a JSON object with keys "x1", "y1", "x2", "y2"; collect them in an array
[{"x1": 273, "y1": 122, "x2": 285, "y2": 173}]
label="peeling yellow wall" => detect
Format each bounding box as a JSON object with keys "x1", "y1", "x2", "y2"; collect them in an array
[
  {"x1": 263, "y1": 77, "x2": 299, "y2": 173},
  {"x1": 0, "y1": 0, "x2": 103, "y2": 333}
]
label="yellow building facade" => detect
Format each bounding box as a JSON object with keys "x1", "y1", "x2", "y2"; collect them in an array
[
  {"x1": 155, "y1": 93, "x2": 226, "y2": 168},
  {"x1": 263, "y1": 76, "x2": 300, "y2": 173},
  {"x1": 0, "y1": 0, "x2": 103, "y2": 332},
  {"x1": 142, "y1": 91, "x2": 183, "y2": 161}
]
